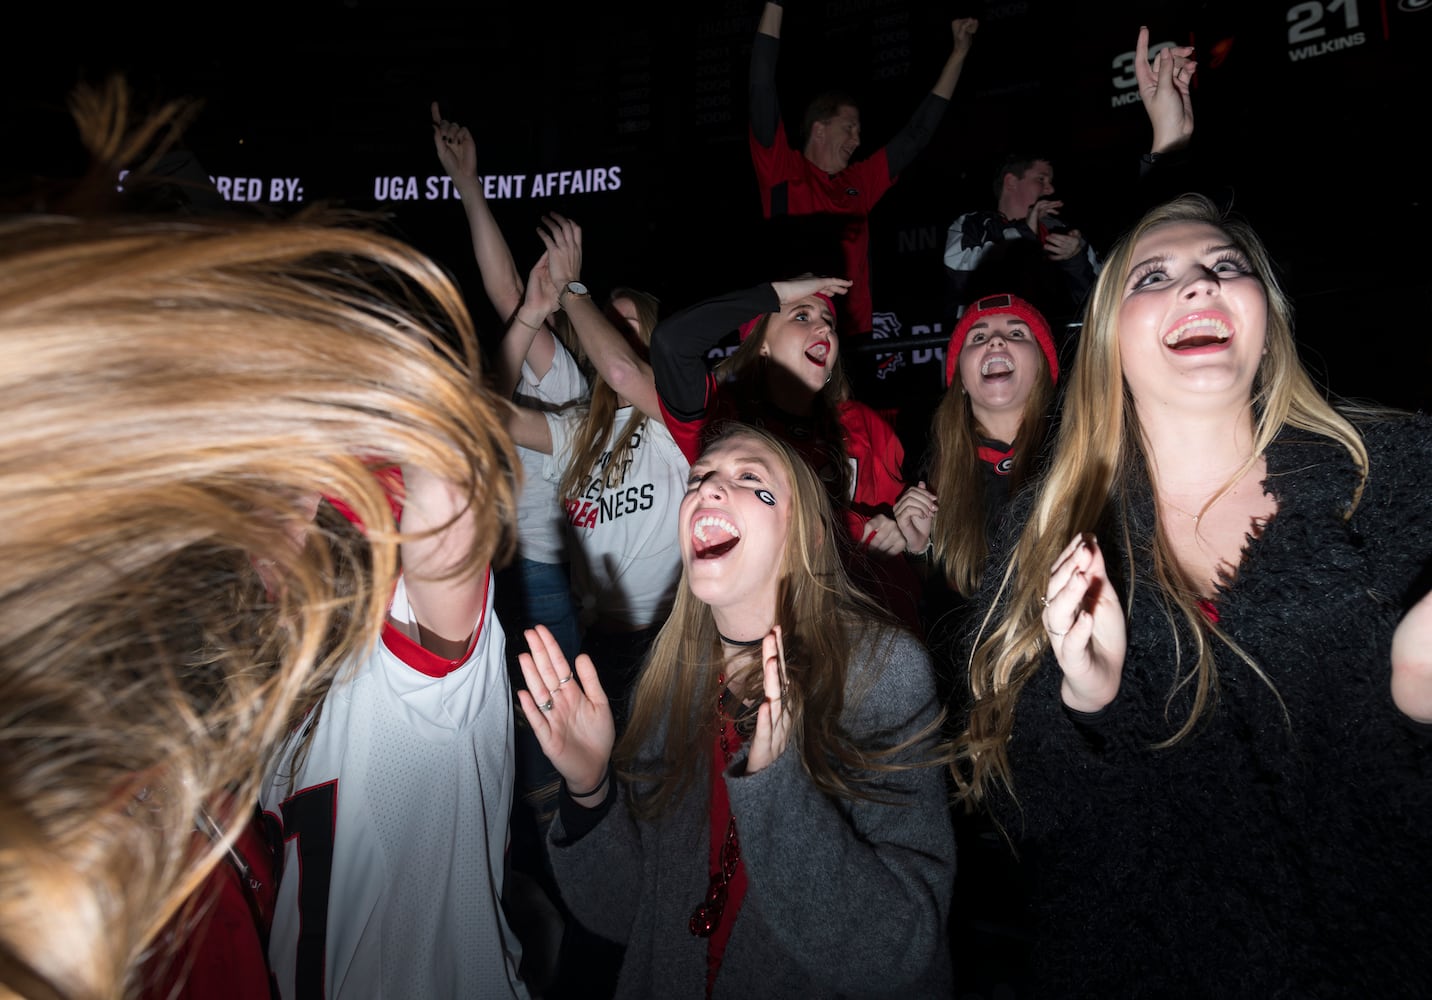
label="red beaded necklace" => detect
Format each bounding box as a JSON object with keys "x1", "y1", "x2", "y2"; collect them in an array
[{"x1": 689, "y1": 674, "x2": 746, "y2": 938}]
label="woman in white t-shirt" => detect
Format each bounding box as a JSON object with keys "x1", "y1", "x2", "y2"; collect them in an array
[{"x1": 504, "y1": 214, "x2": 688, "y2": 731}]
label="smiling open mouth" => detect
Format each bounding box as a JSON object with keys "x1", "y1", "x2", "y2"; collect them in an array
[
  {"x1": 805, "y1": 341, "x2": 830, "y2": 367},
  {"x1": 692, "y1": 515, "x2": 740, "y2": 559},
  {"x1": 980, "y1": 356, "x2": 1014, "y2": 380},
  {"x1": 1165, "y1": 317, "x2": 1232, "y2": 350}
]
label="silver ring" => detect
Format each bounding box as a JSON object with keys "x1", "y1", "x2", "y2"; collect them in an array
[
  {"x1": 538, "y1": 697, "x2": 554, "y2": 712},
  {"x1": 558, "y1": 674, "x2": 574, "y2": 686},
  {"x1": 1047, "y1": 626, "x2": 1067, "y2": 638}
]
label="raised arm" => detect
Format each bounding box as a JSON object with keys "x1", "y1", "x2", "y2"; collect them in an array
[
  {"x1": 650, "y1": 283, "x2": 780, "y2": 421},
  {"x1": 432, "y1": 101, "x2": 557, "y2": 379},
  {"x1": 537, "y1": 213, "x2": 665, "y2": 425},
  {"x1": 931, "y1": 18, "x2": 979, "y2": 100},
  {"x1": 1134, "y1": 26, "x2": 1197, "y2": 156},
  {"x1": 494, "y1": 257, "x2": 560, "y2": 457},
  {"x1": 494, "y1": 252, "x2": 561, "y2": 400},
  {"x1": 749, "y1": 2, "x2": 784, "y2": 148},
  {"x1": 884, "y1": 18, "x2": 978, "y2": 176},
  {"x1": 396, "y1": 464, "x2": 489, "y2": 659}
]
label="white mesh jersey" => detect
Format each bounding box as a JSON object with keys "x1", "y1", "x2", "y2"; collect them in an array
[{"x1": 261, "y1": 572, "x2": 528, "y2": 999}]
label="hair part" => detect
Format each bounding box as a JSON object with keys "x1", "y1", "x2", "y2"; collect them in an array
[
  {"x1": 992, "y1": 153, "x2": 1052, "y2": 201},
  {"x1": 801, "y1": 90, "x2": 858, "y2": 148}
]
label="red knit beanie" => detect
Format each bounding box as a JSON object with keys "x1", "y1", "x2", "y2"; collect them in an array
[{"x1": 944, "y1": 293, "x2": 1058, "y2": 388}]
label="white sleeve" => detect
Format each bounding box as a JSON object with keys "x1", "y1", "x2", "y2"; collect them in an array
[
  {"x1": 520, "y1": 338, "x2": 588, "y2": 406},
  {"x1": 542, "y1": 410, "x2": 582, "y2": 485}
]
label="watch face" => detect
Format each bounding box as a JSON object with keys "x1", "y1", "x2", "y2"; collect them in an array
[{"x1": 568, "y1": 281, "x2": 588, "y2": 295}]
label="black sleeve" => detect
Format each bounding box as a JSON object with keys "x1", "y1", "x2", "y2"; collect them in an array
[
  {"x1": 1104, "y1": 142, "x2": 1202, "y2": 239},
  {"x1": 650, "y1": 283, "x2": 779, "y2": 419},
  {"x1": 884, "y1": 93, "x2": 949, "y2": 178},
  {"x1": 1054, "y1": 247, "x2": 1097, "y2": 305},
  {"x1": 556, "y1": 774, "x2": 616, "y2": 841},
  {"x1": 749, "y1": 32, "x2": 782, "y2": 148}
]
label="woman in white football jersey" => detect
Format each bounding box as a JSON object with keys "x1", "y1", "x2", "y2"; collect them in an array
[{"x1": 0, "y1": 127, "x2": 522, "y2": 1000}]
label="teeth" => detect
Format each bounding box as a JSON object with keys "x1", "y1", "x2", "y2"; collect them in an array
[
  {"x1": 693, "y1": 515, "x2": 739, "y2": 543},
  {"x1": 1164, "y1": 317, "x2": 1232, "y2": 346},
  {"x1": 981, "y1": 356, "x2": 1014, "y2": 376},
  {"x1": 807, "y1": 342, "x2": 829, "y2": 363}
]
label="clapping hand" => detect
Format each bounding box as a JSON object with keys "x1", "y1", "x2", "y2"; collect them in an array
[
  {"x1": 1042, "y1": 533, "x2": 1126, "y2": 713},
  {"x1": 536, "y1": 213, "x2": 584, "y2": 291},
  {"x1": 746, "y1": 626, "x2": 793, "y2": 774},
  {"x1": 516, "y1": 625, "x2": 615, "y2": 802},
  {"x1": 894, "y1": 482, "x2": 938, "y2": 555},
  {"x1": 861, "y1": 513, "x2": 908, "y2": 556}
]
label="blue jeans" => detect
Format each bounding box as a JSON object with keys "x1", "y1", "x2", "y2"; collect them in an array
[
  {"x1": 497, "y1": 558, "x2": 581, "y2": 664},
  {"x1": 495, "y1": 558, "x2": 581, "y2": 799}
]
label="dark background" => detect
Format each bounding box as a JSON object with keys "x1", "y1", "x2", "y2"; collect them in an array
[{"x1": 8, "y1": 0, "x2": 1431, "y2": 421}]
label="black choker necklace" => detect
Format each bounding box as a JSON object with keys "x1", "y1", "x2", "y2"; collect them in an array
[{"x1": 718, "y1": 632, "x2": 764, "y2": 647}]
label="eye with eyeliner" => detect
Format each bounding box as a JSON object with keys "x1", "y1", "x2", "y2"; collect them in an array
[
  {"x1": 1211, "y1": 251, "x2": 1253, "y2": 276},
  {"x1": 1129, "y1": 250, "x2": 1255, "y2": 292}
]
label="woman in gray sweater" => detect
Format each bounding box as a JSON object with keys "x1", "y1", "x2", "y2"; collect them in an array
[{"x1": 516, "y1": 423, "x2": 954, "y2": 998}]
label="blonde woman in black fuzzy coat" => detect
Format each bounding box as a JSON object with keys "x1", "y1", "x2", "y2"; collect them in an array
[{"x1": 955, "y1": 192, "x2": 1432, "y2": 997}]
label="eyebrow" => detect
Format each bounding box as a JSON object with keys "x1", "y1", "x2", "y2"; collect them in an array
[
  {"x1": 968, "y1": 319, "x2": 1030, "y2": 331},
  {"x1": 729, "y1": 454, "x2": 776, "y2": 475},
  {"x1": 1128, "y1": 253, "x2": 1170, "y2": 274},
  {"x1": 692, "y1": 454, "x2": 777, "y2": 477}
]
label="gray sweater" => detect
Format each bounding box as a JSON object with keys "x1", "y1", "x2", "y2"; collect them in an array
[{"x1": 548, "y1": 627, "x2": 955, "y2": 999}]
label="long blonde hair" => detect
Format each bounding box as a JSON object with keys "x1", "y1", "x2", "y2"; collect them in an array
[
  {"x1": 0, "y1": 207, "x2": 519, "y2": 997},
  {"x1": 616, "y1": 424, "x2": 942, "y2": 820},
  {"x1": 956, "y1": 194, "x2": 1367, "y2": 805},
  {"x1": 927, "y1": 351, "x2": 1053, "y2": 596},
  {"x1": 556, "y1": 287, "x2": 660, "y2": 503}
]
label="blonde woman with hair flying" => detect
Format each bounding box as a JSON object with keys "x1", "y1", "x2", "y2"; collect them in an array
[{"x1": 0, "y1": 205, "x2": 522, "y2": 999}]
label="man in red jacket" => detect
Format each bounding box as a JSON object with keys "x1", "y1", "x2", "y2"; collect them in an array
[{"x1": 749, "y1": 1, "x2": 978, "y2": 336}]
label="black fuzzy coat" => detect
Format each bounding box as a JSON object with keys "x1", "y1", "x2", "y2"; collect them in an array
[{"x1": 989, "y1": 414, "x2": 1432, "y2": 998}]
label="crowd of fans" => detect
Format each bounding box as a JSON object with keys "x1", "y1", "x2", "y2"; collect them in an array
[{"x1": 3, "y1": 7, "x2": 1430, "y2": 1000}]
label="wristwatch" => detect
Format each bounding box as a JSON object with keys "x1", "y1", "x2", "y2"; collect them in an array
[{"x1": 558, "y1": 280, "x2": 589, "y2": 309}]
